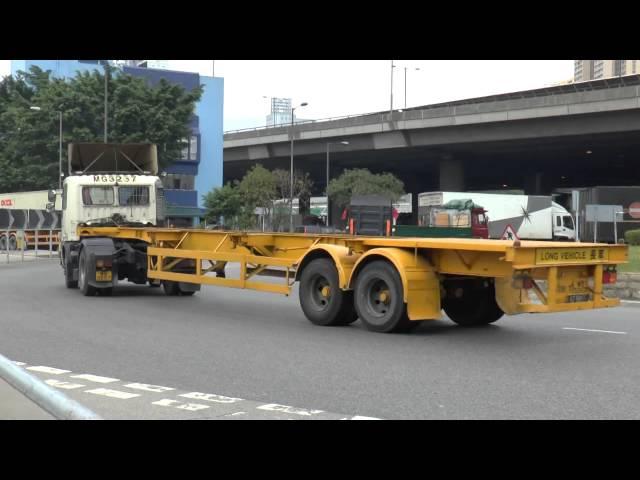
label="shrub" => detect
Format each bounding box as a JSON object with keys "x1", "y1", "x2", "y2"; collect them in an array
[{"x1": 625, "y1": 229, "x2": 640, "y2": 245}]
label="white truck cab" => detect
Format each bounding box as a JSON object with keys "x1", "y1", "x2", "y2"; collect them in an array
[
  {"x1": 61, "y1": 173, "x2": 163, "y2": 242},
  {"x1": 551, "y1": 201, "x2": 575, "y2": 241}
]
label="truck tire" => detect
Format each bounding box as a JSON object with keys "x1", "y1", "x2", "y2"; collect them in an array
[
  {"x1": 353, "y1": 260, "x2": 414, "y2": 333},
  {"x1": 0, "y1": 236, "x2": 6, "y2": 251},
  {"x1": 8, "y1": 235, "x2": 17, "y2": 251},
  {"x1": 78, "y1": 249, "x2": 97, "y2": 297},
  {"x1": 299, "y1": 258, "x2": 358, "y2": 326},
  {"x1": 443, "y1": 280, "x2": 504, "y2": 327},
  {"x1": 65, "y1": 262, "x2": 78, "y2": 289}
]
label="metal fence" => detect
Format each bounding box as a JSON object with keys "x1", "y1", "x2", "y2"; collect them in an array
[{"x1": 2, "y1": 229, "x2": 61, "y2": 264}]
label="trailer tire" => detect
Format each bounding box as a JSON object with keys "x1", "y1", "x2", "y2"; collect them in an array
[
  {"x1": 98, "y1": 287, "x2": 113, "y2": 296},
  {"x1": 354, "y1": 260, "x2": 412, "y2": 333},
  {"x1": 0, "y1": 235, "x2": 6, "y2": 251},
  {"x1": 299, "y1": 258, "x2": 358, "y2": 326},
  {"x1": 78, "y1": 249, "x2": 97, "y2": 297},
  {"x1": 443, "y1": 280, "x2": 504, "y2": 326},
  {"x1": 8, "y1": 235, "x2": 17, "y2": 251},
  {"x1": 162, "y1": 280, "x2": 181, "y2": 296}
]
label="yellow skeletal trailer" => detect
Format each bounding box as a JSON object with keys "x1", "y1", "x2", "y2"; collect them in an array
[{"x1": 73, "y1": 226, "x2": 628, "y2": 333}]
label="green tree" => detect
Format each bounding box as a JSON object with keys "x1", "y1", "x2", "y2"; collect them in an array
[
  {"x1": 0, "y1": 65, "x2": 202, "y2": 192},
  {"x1": 202, "y1": 183, "x2": 243, "y2": 228},
  {"x1": 272, "y1": 168, "x2": 314, "y2": 231},
  {"x1": 327, "y1": 168, "x2": 405, "y2": 209}
]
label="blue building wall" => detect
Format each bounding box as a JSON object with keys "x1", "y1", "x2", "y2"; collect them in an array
[
  {"x1": 10, "y1": 60, "x2": 223, "y2": 211},
  {"x1": 196, "y1": 76, "x2": 224, "y2": 206}
]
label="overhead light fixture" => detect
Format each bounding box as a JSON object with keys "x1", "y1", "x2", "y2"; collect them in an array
[
  {"x1": 586, "y1": 150, "x2": 592, "y2": 154},
  {"x1": 502, "y1": 184, "x2": 508, "y2": 187}
]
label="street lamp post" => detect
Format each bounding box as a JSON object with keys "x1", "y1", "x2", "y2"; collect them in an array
[
  {"x1": 390, "y1": 60, "x2": 395, "y2": 115},
  {"x1": 325, "y1": 141, "x2": 349, "y2": 226},
  {"x1": 289, "y1": 102, "x2": 308, "y2": 232},
  {"x1": 404, "y1": 67, "x2": 420, "y2": 109},
  {"x1": 31, "y1": 106, "x2": 63, "y2": 189}
]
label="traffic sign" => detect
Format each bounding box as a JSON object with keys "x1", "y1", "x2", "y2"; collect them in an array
[{"x1": 501, "y1": 224, "x2": 519, "y2": 241}]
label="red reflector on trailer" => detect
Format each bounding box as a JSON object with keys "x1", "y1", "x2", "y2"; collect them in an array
[{"x1": 603, "y1": 271, "x2": 617, "y2": 284}]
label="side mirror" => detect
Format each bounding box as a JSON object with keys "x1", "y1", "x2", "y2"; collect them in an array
[
  {"x1": 46, "y1": 202, "x2": 55, "y2": 212},
  {"x1": 48, "y1": 189, "x2": 56, "y2": 202}
]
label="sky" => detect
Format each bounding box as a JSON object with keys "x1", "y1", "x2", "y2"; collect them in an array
[{"x1": 0, "y1": 60, "x2": 574, "y2": 132}]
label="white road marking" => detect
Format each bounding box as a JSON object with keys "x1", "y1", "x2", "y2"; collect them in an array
[
  {"x1": 563, "y1": 327, "x2": 627, "y2": 335},
  {"x1": 227, "y1": 411, "x2": 246, "y2": 416},
  {"x1": 179, "y1": 392, "x2": 243, "y2": 404},
  {"x1": 85, "y1": 388, "x2": 141, "y2": 399},
  {"x1": 27, "y1": 366, "x2": 71, "y2": 375},
  {"x1": 152, "y1": 399, "x2": 210, "y2": 411},
  {"x1": 124, "y1": 383, "x2": 175, "y2": 393},
  {"x1": 45, "y1": 379, "x2": 85, "y2": 390},
  {"x1": 351, "y1": 415, "x2": 381, "y2": 420},
  {"x1": 71, "y1": 374, "x2": 120, "y2": 383},
  {"x1": 257, "y1": 404, "x2": 324, "y2": 416},
  {"x1": 13, "y1": 361, "x2": 26, "y2": 366}
]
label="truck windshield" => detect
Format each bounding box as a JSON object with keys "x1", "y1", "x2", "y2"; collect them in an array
[
  {"x1": 563, "y1": 215, "x2": 574, "y2": 229},
  {"x1": 82, "y1": 187, "x2": 114, "y2": 206},
  {"x1": 119, "y1": 186, "x2": 149, "y2": 206}
]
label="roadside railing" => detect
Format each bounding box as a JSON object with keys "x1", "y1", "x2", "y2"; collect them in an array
[
  {"x1": 2, "y1": 229, "x2": 61, "y2": 265},
  {"x1": 0, "y1": 353, "x2": 102, "y2": 420}
]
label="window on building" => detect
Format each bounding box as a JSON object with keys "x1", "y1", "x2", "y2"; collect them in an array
[
  {"x1": 174, "y1": 178, "x2": 181, "y2": 189},
  {"x1": 190, "y1": 135, "x2": 198, "y2": 161},
  {"x1": 180, "y1": 137, "x2": 189, "y2": 160},
  {"x1": 82, "y1": 187, "x2": 114, "y2": 206},
  {"x1": 118, "y1": 186, "x2": 149, "y2": 206}
]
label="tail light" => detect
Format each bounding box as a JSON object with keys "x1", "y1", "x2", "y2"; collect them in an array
[{"x1": 603, "y1": 266, "x2": 617, "y2": 284}]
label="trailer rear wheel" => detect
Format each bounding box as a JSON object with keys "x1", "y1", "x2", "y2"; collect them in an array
[
  {"x1": 78, "y1": 250, "x2": 97, "y2": 297},
  {"x1": 299, "y1": 258, "x2": 358, "y2": 326},
  {"x1": 443, "y1": 280, "x2": 504, "y2": 326},
  {"x1": 162, "y1": 280, "x2": 181, "y2": 296},
  {"x1": 354, "y1": 260, "x2": 413, "y2": 333},
  {"x1": 0, "y1": 236, "x2": 6, "y2": 251},
  {"x1": 8, "y1": 235, "x2": 17, "y2": 250}
]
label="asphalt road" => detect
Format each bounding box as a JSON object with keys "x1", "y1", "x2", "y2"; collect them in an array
[{"x1": 1, "y1": 259, "x2": 639, "y2": 419}]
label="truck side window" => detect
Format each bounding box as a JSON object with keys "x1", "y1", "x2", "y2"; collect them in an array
[
  {"x1": 62, "y1": 186, "x2": 67, "y2": 210},
  {"x1": 563, "y1": 216, "x2": 574, "y2": 229},
  {"x1": 556, "y1": 216, "x2": 561, "y2": 227}
]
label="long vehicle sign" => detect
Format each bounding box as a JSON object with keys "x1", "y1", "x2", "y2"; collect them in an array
[{"x1": 536, "y1": 247, "x2": 609, "y2": 265}]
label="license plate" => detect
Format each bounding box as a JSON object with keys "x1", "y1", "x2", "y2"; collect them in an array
[
  {"x1": 536, "y1": 248, "x2": 609, "y2": 265},
  {"x1": 96, "y1": 271, "x2": 112, "y2": 282}
]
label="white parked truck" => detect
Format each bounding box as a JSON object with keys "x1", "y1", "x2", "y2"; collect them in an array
[{"x1": 419, "y1": 191, "x2": 576, "y2": 241}]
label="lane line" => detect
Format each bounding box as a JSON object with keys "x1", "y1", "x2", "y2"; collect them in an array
[
  {"x1": 85, "y1": 388, "x2": 141, "y2": 399},
  {"x1": 71, "y1": 374, "x2": 120, "y2": 383},
  {"x1": 563, "y1": 327, "x2": 627, "y2": 335},
  {"x1": 27, "y1": 366, "x2": 71, "y2": 375},
  {"x1": 124, "y1": 383, "x2": 175, "y2": 393},
  {"x1": 257, "y1": 404, "x2": 324, "y2": 416},
  {"x1": 45, "y1": 379, "x2": 86, "y2": 390},
  {"x1": 351, "y1": 415, "x2": 382, "y2": 420},
  {"x1": 152, "y1": 399, "x2": 210, "y2": 411},
  {"x1": 179, "y1": 392, "x2": 243, "y2": 404}
]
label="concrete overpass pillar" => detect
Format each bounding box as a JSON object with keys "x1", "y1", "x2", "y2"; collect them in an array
[{"x1": 439, "y1": 158, "x2": 465, "y2": 191}]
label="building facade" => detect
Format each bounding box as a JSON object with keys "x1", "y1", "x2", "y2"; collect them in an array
[
  {"x1": 265, "y1": 97, "x2": 309, "y2": 126},
  {"x1": 574, "y1": 60, "x2": 639, "y2": 82},
  {"x1": 10, "y1": 60, "x2": 223, "y2": 226}
]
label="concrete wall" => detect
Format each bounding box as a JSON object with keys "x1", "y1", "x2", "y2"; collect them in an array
[{"x1": 604, "y1": 273, "x2": 640, "y2": 300}]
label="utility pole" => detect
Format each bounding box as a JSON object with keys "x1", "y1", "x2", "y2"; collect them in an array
[
  {"x1": 104, "y1": 62, "x2": 108, "y2": 143},
  {"x1": 390, "y1": 60, "x2": 394, "y2": 116}
]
